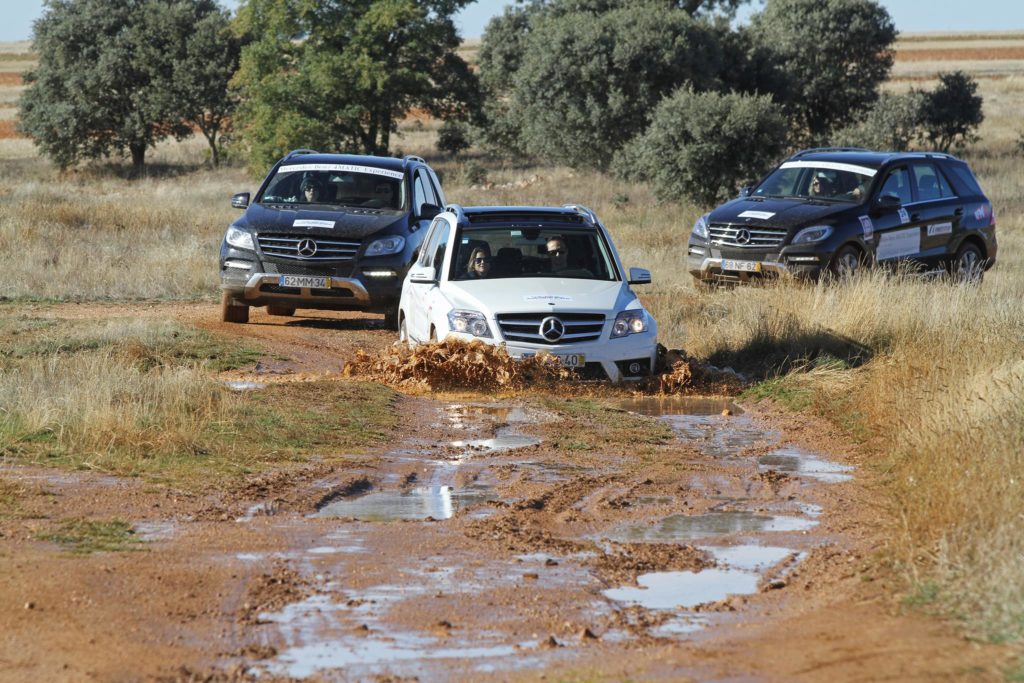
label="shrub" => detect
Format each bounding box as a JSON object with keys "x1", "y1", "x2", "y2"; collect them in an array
[
  {"x1": 615, "y1": 88, "x2": 787, "y2": 206},
  {"x1": 832, "y1": 91, "x2": 926, "y2": 151},
  {"x1": 437, "y1": 120, "x2": 471, "y2": 156},
  {"x1": 917, "y1": 71, "x2": 984, "y2": 153}
]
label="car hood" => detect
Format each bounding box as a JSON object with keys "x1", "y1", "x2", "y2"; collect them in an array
[
  {"x1": 709, "y1": 197, "x2": 851, "y2": 228},
  {"x1": 240, "y1": 203, "x2": 404, "y2": 239},
  {"x1": 444, "y1": 278, "x2": 634, "y2": 316}
]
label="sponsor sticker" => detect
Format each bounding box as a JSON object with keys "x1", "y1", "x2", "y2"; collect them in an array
[
  {"x1": 858, "y1": 215, "x2": 874, "y2": 242},
  {"x1": 524, "y1": 295, "x2": 572, "y2": 302},
  {"x1": 738, "y1": 210, "x2": 775, "y2": 220},
  {"x1": 877, "y1": 227, "x2": 920, "y2": 260},
  {"x1": 927, "y1": 222, "x2": 953, "y2": 237},
  {"x1": 293, "y1": 219, "x2": 335, "y2": 228},
  {"x1": 974, "y1": 203, "x2": 990, "y2": 221},
  {"x1": 277, "y1": 163, "x2": 404, "y2": 179},
  {"x1": 897, "y1": 208, "x2": 910, "y2": 224}
]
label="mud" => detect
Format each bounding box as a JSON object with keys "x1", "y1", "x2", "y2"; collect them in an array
[{"x1": 0, "y1": 302, "x2": 1010, "y2": 683}]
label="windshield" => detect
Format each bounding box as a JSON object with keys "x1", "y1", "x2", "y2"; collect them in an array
[
  {"x1": 752, "y1": 161, "x2": 877, "y2": 204},
  {"x1": 259, "y1": 163, "x2": 407, "y2": 210},
  {"x1": 450, "y1": 226, "x2": 617, "y2": 282}
]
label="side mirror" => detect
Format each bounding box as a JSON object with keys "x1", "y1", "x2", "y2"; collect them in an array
[
  {"x1": 628, "y1": 267, "x2": 652, "y2": 285},
  {"x1": 875, "y1": 194, "x2": 901, "y2": 213},
  {"x1": 738, "y1": 186, "x2": 752, "y2": 199},
  {"x1": 418, "y1": 203, "x2": 441, "y2": 221},
  {"x1": 231, "y1": 192, "x2": 250, "y2": 209},
  {"x1": 408, "y1": 264, "x2": 437, "y2": 284}
]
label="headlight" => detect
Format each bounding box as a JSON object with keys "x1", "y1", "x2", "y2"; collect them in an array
[
  {"x1": 611, "y1": 310, "x2": 647, "y2": 338},
  {"x1": 364, "y1": 235, "x2": 406, "y2": 257},
  {"x1": 792, "y1": 225, "x2": 833, "y2": 244},
  {"x1": 692, "y1": 213, "x2": 710, "y2": 240},
  {"x1": 225, "y1": 226, "x2": 255, "y2": 251},
  {"x1": 447, "y1": 310, "x2": 492, "y2": 338}
]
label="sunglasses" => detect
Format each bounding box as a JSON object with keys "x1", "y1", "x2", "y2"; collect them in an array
[
  {"x1": 473, "y1": 257, "x2": 491, "y2": 264},
  {"x1": 548, "y1": 248, "x2": 566, "y2": 256}
]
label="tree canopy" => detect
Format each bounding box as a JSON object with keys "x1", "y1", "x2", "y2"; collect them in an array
[
  {"x1": 18, "y1": 0, "x2": 235, "y2": 172},
  {"x1": 232, "y1": 0, "x2": 480, "y2": 171}
]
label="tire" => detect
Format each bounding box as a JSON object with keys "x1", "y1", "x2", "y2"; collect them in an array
[
  {"x1": 384, "y1": 305, "x2": 399, "y2": 331},
  {"x1": 221, "y1": 292, "x2": 249, "y2": 324},
  {"x1": 950, "y1": 242, "x2": 984, "y2": 284},
  {"x1": 266, "y1": 304, "x2": 295, "y2": 317},
  {"x1": 829, "y1": 245, "x2": 863, "y2": 280},
  {"x1": 429, "y1": 326, "x2": 438, "y2": 343}
]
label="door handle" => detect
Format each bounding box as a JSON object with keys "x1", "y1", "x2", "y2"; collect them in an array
[
  {"x1": 910, "y1": 213, "x2": 920, "y2": 222},
  {"x1": 954, "y1": 207, "x2": 965, "y2": 216}
]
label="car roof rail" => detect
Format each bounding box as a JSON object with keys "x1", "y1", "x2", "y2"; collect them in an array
[
  {"x1": 563, "y1": 204, "x2": 599, "y2": 226},
  {"x1": 792, "y1": 147, "x2": 869, "y2": 158},
  {"x1": 404, "y1": 154, "x2": 426, "y2": 165},
  {"x1": 284, "y1": 149, "x2": 319, "y2": 159},
  {"x1": 445, "y1": 203, "x2": 466, "y2": 223}
]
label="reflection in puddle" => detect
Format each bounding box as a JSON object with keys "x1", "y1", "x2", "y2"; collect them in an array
[
  {"x1": 133, "y1": 521, "x2": 176, "y2": 541},
  {"x1": 651, "y1": 615, "x2": 710, "y2": 636},
  {"x1": 315, "y1": 485, "x2": 496, "y2": 521},
  {"x1": 704, "y1": 544, "x2": 794, "y2": 571},
  {"x1": 604, "y1": 569, "x2": 760, "y2": 609},
  {"x1": 224, "y1": 380, "x2": 267, "y2": 391},
  {"x1": 663, "y1": 414, "x2": 778, "y2": 459},
  {"x1": 611, "y1": 511, "x2": 817, "y2": 542},
  {"x1": 619, "y1": 397, "x2": 742, "y2": 417},
  {"x1": 451, "y1": 430, "x2": 541, "y2": 453},
  {"x1": 759, "y1": 447, "x2": 854, "y2": 483}
]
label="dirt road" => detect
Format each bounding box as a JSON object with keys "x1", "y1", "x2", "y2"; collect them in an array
[{"x1": 0, "y1": 304, "x2": 1006, "y2": 682}]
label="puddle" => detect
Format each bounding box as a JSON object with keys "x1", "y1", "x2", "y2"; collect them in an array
[
  {"x1": 451, "y1": 429, "x2": 541, "y2": 453},
  {"x1": 610, "y1": 511, "x2": 817, "y2": 542},
  {"x1": 650, "y1": 615, "x2": 711, "y2": 636},
  {"x1": 315, "y1": 484, "x2": 497, "y2": 521},
  {"x1": 704, "y1": 544, "x2": 795, "y2": 571},
  {"x1": 660, "y1": 414, "x2": 779, "y2": 459},
  {"x1": 224, "y1": 380, "x2": 267, "y2": 391},
  {"x1": 133, "y1": 521, "x2": 176, "y2": 541},
  {"x1": 618, "y1": 396, "x2": 742, "y2": 416},
  {"x1": 758, "y1": 446, "x2": 854, "y2": 483},
  {"x1": 604, "y1": 568, "x2": 760, "y2": 609}
]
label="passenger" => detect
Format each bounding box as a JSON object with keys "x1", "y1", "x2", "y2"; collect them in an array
[
  {"x1": 465, "y1": 246, "x2": 492, "y2": 279},
  {"x1": 545, "y1": 236, "x2": 569, "y2": 272},
  {"x1": 301, "y1": 177, "x2": 322, "y2": 203}
]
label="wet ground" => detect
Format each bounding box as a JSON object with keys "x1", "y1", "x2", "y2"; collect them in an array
[{"x1": 0, "y1": 304, "x2": 1006, "y2": 683}]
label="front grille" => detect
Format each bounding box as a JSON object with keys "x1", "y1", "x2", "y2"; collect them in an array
[
  {"x1": 257, "y1": 233, "x2": 361, "y2": 261},
  {"x1": 496, "y1": 312, "x2": 605, "y2": 345},
  {"x1": 709, "y1": 223, "x2": 788, "y2": 248}
]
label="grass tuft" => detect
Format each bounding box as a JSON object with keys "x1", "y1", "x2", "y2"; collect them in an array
[{"x1": 39, "y1": 519, "x2": 143, "y2": 554}]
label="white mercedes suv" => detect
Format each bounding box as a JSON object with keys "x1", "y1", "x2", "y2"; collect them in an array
[{"x1": 397, "y1": 205, "x2": 658, "y2": 382}]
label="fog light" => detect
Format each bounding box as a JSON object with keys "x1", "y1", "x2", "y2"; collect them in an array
[
  {"x1": 224, "y1": 259, "x2": 251, "y2": 270},
  {"x1": 629, "y1": 362, "x2": 642, "y2": 375},
  {"x1": 688, "y1": 246, "x2": 705, "y2": 256},
  {"x1": 364, "y1": 269, "x2": 397, "y2": 278},
  {"x1": 788, "y1": 256, "x2": 819, "y2": 263}
]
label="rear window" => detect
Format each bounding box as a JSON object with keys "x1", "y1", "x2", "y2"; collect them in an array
[{"x1": 945, "y1": 163, "x2": 985, "y2": 198}]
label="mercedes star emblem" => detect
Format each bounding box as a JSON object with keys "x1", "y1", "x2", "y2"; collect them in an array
[
  {"x1": 539, "y1": 316, "x2": 565, "y2": 342},
  {"x1": 735, "y1": 228, "x2": 751, "y2": 245},
  {"x1": 297, "y1": 238, "x2": 318, "y2": 257}
]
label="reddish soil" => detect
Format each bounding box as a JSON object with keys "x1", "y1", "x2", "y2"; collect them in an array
[
  {"x1": 0, "y1": 72, "x2": 22, "y2": 86},
  {"x1": 896, "y1": 46, "x2": 1024, "y2": 61},
  {"x1": 0, "y1": 302, "x2": 1011, "y2": 682}
]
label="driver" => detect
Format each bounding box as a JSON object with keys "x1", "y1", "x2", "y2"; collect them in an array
[
  {"x1": 301, "y1": 177, "x2": 322, "y2": 203},
  {"x1": 545, "y1": 236, "x2": 569, "y2": 272}
]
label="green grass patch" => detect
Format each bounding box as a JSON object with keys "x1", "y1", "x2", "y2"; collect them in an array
[
  {"x1": 38, "y1": 519, "x2": 143, "y2": 554},
  {"x1": 741, "y1": 376, "x2": 814, "y2": 411},
  {"x1": 541, "y1": 398, "x2": 673, "y2": 450},
  {"x1": 902, "y1": 579, "x2": 942, "y2": 608}
]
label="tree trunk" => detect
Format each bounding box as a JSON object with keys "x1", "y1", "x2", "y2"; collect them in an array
[
  {"x1": 200, "y1": 123, "x2": 220, "y2": 168},
  {"x1": 380, "y1": 118, "x2": 391, "y2": 155},
  {"x1": 129, "y1": 142, "x2": 146, "y2": 175}
]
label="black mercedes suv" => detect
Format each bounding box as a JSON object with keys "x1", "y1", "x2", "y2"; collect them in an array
[
  {"x1": 687, "y1": 148, "x2": 997, "y2": 285},
  {"x1": 220, "y1": 150, "x2": 446, "y2": 325}
]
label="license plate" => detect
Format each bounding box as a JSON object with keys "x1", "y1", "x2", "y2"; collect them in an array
[
  {"x1": 721, "y1": 259, "x2": 761, "y2": 273},
  {"x1": 556, "y1": 353, "x2": 585, "y2": 368},
  {"x1": 279, "y1": 275, "x2": 331, "y2": 289}
]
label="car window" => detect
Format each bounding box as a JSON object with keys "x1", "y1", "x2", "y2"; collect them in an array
[
  {"x1": 413, "y1": 170, "x2": 437, "y2": 215},
  {"x1": 878, "y1": 167, "x2": 913, "y2": 205},
  {"x1": 449, "y1": 226, "x2": 617, "y2": 281},
  {"x1": 753, "y1": 162, "x2": 874, "y2": 203},
  {"x1": 945, "y1": 163, "x2": 985, "y2": 197},
  {"x1": 426, "y1": 167, "x2": 446, "y2": 207},
  {"x1": 911, "y1": 163, "x2": 946, "y2": 202},
  {"x1": 430, "y1": 222, "x2": 450, "y2": 270},
  {"x1": 260, "y1": 164, "x2": 406, "y2": 209},
  {"x1": 935, "y1": 168, "x2": 956, "y2": 198},
  {"x1": 417, "y1": 218, "x2": 445, "y2": 267}
]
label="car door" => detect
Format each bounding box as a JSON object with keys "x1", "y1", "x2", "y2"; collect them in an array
[
  {"x1": 908, "y1": 162, "x2": 961, "y2": 268},
  {"x1": 406, "y1": 217, "x2": 449, "y2": 341},
  {"x1": 868, "y1": 164, "x2": 928, "y2": 268}
]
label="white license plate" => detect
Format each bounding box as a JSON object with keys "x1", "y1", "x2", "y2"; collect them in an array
[
  {"x1": 556, "y1": 353, "x2": 586, "y2": 368},
  {"x1": 721, "y1": 259, "x2": 761, "y2": 273},
  {"x1": 279, "y1": 275, "x2": 331, "y2": 289}
]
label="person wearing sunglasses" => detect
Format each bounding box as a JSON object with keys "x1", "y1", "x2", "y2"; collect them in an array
[
  {"x1": 545, "y1": 236, "x2": 569, "y2": 272},
  {"x1": 466, "y1": 246, "x2": 492, "y2": 279}
]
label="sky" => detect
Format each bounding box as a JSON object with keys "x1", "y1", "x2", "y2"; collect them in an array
[{"x1": 4, "y1": 0, "x2": 1024, "y2": 43}]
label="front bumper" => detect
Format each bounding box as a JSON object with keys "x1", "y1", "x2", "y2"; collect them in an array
[
  {"x1": 447, "y1": 331, "x2": 658, "y2": 383},
  {"x1": 686, "y1": 241, "x2": 825, "y2": 282}
]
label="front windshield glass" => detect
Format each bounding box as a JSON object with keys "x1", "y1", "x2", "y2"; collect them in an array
[
  {"x1": 450, "y1": 227, "x2": 617, "y2": 282},
  {"x1": 260, "y1": 163, "x2": 407, "y2": 210},
  {"x1": 752, "y1": 161, "x2": 877, "y2": 204}
]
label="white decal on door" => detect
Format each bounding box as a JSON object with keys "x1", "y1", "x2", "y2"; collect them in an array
[{"x1": 877, "y1": 228, "x2": 920, "y2": 260}]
